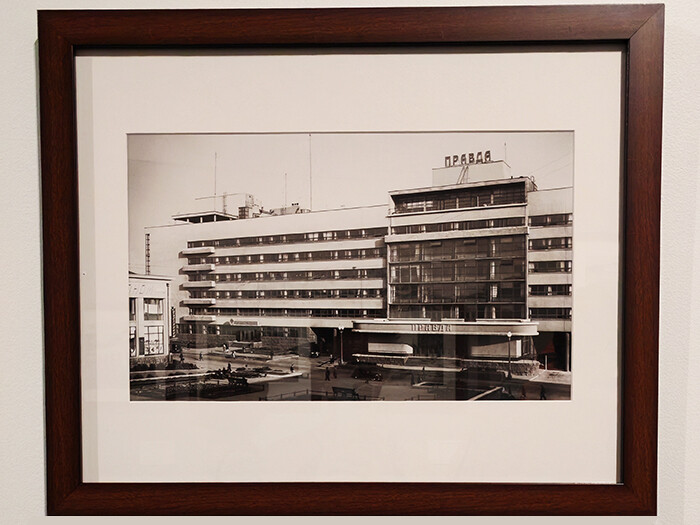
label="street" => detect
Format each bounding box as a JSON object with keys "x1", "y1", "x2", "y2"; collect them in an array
[{"x1": 131, "y1": 348, "x2": 571, "y2": 401}]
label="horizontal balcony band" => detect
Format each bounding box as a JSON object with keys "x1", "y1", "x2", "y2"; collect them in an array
[
  {"x1": 181, "y1": 246, "x2": 216, "y2": 256},
  {"x1": 527, "y1": 249, "x2": 573, "y2": 261},
  {"x1": 201, "y1": 238, "x2": 384, "y2": 257},
  {"x1": 182, "y1": 315, "x2": 217, "y2": 322},
  {"x1": 210, "y1": 316, "x2": 358, "y2": 329},
  {"x1": 527, "y1": 226, "x2": 573, "y2": 238},
  {"x1": 200, "y1": 298, "x2": 385, "y2": 309},
  {"x1": 209, "y1": 258, "x2": 386, "y2": 273},
  {"x1": 182, "y1": 281, "x2": 216, "y2": 288},
  {"x1": 208, "y1": 279, "x2": 385, "y2": 291},
  {"x1": 531, "y1": 319, "x2": 572, "y2": 332},
  {"x1": 527, "y1": 273, "x2": 573, "y2": 285},
  {"x1": 527, "y1": 296, "x2": 572, "y2": 308},
  {"x1": 182, "y1": 298, "x2": 217, "y2": 305},
  {"x1": 182, "y1": 264, "x2": 215, "y2": 272}
]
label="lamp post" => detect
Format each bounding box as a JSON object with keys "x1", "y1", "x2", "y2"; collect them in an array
[
  {"x1": 507, "y1": 330, "x2": 513, "y2": 379},
  {"x1": 339, "y1": 327, "x2": 344, "y2": 364}
]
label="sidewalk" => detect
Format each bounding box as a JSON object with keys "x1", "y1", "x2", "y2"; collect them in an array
[{"x1": 528, "y1": 369, "x2": 572, "y2": 385}]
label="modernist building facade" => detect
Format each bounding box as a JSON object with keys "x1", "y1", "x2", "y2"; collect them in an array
[
  {"x1": 140, "y1": 157, "x2": 573, "y2": 370},
  {"x1": 129, "y1": 273, "x2": 172, "y2": 364}
]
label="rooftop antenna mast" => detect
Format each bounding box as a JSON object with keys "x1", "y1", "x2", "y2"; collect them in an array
[
  {"x1": 213, "y1": 152, "x2": 218, "y2": 196},
  {"x1": 308, "y1": 133, "x2": 313, "y2": 211}
]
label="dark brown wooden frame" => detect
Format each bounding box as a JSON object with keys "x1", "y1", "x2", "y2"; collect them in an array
[{"x1": 38, "y1": 5, "x2": 663, "y2": 516}]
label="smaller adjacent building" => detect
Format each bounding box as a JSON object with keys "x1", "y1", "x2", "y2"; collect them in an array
[{"x1": 129, "y1": 273, "x2": 172, "y2": 364}]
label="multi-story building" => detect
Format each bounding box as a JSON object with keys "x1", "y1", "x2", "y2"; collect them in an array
[
  {"x1": 527, "y1": 188, "x2": 573, "y2": 370},
  {"x1": 145, "y1": 205, "x2": 388, "y2": 355},
  {"x1": 138, "y1": 154, "x2": 572, "y2": 370},
  {"x1": 129, "y1": 273, "x2": 172, "y2": 364},
  {"x1": 354, "y1": 161, "x2": 539, "y2": 361}
]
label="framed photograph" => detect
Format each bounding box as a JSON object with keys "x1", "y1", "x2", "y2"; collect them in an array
[{"x1": 39, "y1": 5, "x2": 663, "y2": 515}]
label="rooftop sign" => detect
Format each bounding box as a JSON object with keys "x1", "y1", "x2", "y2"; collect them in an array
[{"x1": 444, "y1": 150, "x2": 491, "y2": 168}]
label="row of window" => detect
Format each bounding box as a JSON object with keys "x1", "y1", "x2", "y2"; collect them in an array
[
  {"x1": 188, "y1": 268, "x2": 386, "y2": 283},
  {"x1": 388, "y1": 305, "x2": 571, "y2": 321},
  {"x1": 390, "y1": 260, "x2": 526, "y2": 283},
  {"x1": 187, "y1": 308, "x2": 382, "y2": 319},
  {"x1": 389, "y1": 304, "x2": 526, "y2": 322},
  {"x1": 177, "y1": 323, "x2": 305, "y2": 338},
  {"x1": 183, "y1": 306, "x2": 570, "y2": 322},
  {"x1": 187, "y1": 227, "x2": 388, "y2": 249},
  {"x1": 389, "y1": 236, "x2": 525, "y2": 263},
  {"x1": 186, "y1": 283, "x2": 570, "y2": 300},
  {"x1": 189, "y1": 289, "x2": 384, "y2": 300},
  {"x1": 391, "y1": 281, "x2": 525, "y2": 304},
  {"x1": 391, "y1": 183, "x2": 526, "y2": 215},
  {"x1": 529, "y1": 237, "x2": 572, "y2": 250},
  {"x1": 529, "y1": 261, "x2": 572, "y2": 273},
  {"x1": 529, "y1": 214, "x2": 572, "y2": 227},
  {"x1": 529, "y1": 284, "x2": 572, "y2": 296},
  {"x1": 529, "y1": 308, "x2": 572, "y2": 320},
  {"x1": 187, "y1": 248, "x2": 385, "y2": 267},
  {"x1": 391, "y1": 216, "x2": 525, "y2": 236}
]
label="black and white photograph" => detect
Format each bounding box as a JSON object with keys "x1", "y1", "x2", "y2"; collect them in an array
[{"x1": 128, "y1": 132, "x2": 573, "y2": 402}]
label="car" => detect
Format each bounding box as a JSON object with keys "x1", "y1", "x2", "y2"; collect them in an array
[{"x1": 351, "y1": 366, "x2": 383, "y2": 381}]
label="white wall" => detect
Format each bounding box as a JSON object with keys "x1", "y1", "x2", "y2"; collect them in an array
[{"x1": 1, "y1": 1, "x2": 698, "y2": 524}]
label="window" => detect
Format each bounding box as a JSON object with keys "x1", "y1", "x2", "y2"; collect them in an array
[
  {"x1": 529, "y1": 214, "x2": 573, "y2": 227},
  {"x1": 129, "y1": 298, "x2": 136, "y2": 321},
  {"x1": 529, "y1": 237, "x2": 573, "y2": 250},
  {"x1": 143, "y1": 298, "x2": 163, "y2": 320},
  {"x1": 528, "y1": 260, "x2": 572, "y2": 273},
  {"x1": 529, "y1": 284, "x2": 572, "y2": 296},
  {"x1": 143, "y1": 326, "x2": 164, "y2": 355},
  {"x1": 529, "y1": 308, "x2": 572, "y2": 320},
  {"x1": 129, "y1": 326, "x2": 137, "y2": 357}
]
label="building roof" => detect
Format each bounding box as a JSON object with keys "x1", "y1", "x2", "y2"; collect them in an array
[
  {"x1": 172, "y1": 210, "x2": 239, "y2": 223},
  {"x1": 128, "y1": 271, "x2": 172, "y2": 282},
  {"x1": 388, "y1": 176, "x2": 534, "y2": 198}
]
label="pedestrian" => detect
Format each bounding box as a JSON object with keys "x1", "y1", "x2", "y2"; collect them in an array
[
  {"x1": 180, "y1": 352, "x2": 185, "y2": 363},
  {"x1": 227, "y1": 362, "x2": 232, "y2": 372},
  {"x1": 540, "y1": 385, "x2": 547, "y2": 400},
  {"x1": 290, "y1": 363, "x2": 295, "y2": 373},
  {"x1": 199, "y1": 351, "x2": 203, "y2": 361},
  {"x1": 325, "y1": 368, "x2": 331, "y2": 381},
  {"x1": 333, "y1": 367, "x2": 337, "y2": 379}
]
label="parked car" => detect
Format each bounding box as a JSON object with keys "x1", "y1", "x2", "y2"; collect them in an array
[{"x1": 351, "y1": 366, "x2": 383, "y2": 381}]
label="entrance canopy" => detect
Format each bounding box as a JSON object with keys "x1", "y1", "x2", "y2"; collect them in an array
[{"x1": 353, "y1": 319, "x2": 539, "y2": 337}]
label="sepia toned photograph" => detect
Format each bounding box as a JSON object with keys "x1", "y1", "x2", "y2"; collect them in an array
[{"x1": 128, "y1": 132, "x2": 573, "y2": 401}]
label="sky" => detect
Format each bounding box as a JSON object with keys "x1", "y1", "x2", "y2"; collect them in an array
[{"x1": 128, "y1": 131, "x2": 573, "y2": 266}]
